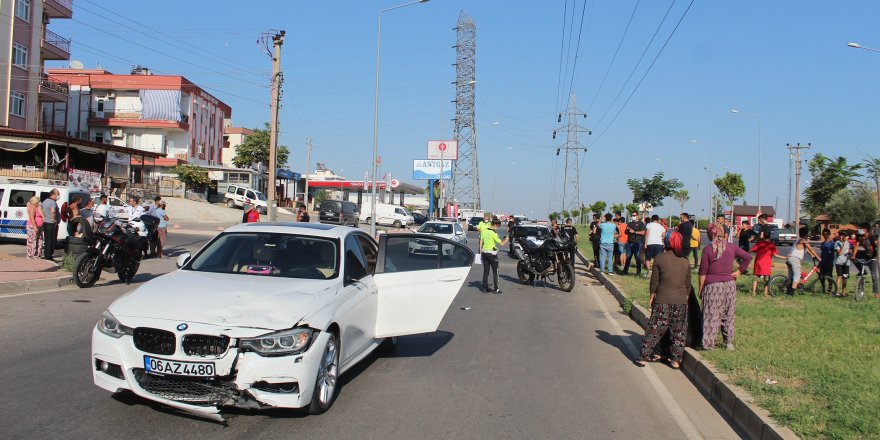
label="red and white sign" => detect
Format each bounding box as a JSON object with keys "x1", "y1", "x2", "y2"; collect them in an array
[{"x1": 427, "y1": 140, "x2": 458, "y2": 160}]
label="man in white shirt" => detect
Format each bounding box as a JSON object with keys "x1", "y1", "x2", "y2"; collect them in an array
[
  {"x1": 94, "y1": 194, "x2": 110, "y2": 220},
  {"x1": 644, "y1": 214, "x2": 666, "y2": 275},
  {"x1": 124, "y1": 196, "x2": 145, "y2": 220}
]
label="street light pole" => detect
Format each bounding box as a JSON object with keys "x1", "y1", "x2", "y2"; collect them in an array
[
  {"x1": 731, "y1": 109, "x2": 762, "y2": 215},
  {"x1": 370, "y1": 0, "x2": 430, "y2": 237},
  {"x1": 848, "y1": 42, "x2": 880, "y2": 52}
]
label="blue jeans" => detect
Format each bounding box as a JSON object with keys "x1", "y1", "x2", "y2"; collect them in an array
[
  {"x1": 599, "y1": 243, "x2": 614, "y2": 273},
  {"x1": 624, "y1": 242, "x2": 643, "y2": 274}
]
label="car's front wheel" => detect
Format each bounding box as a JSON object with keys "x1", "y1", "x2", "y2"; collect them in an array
[{"x1": 308, "y1": 333, "x2": 340, "y2": 415}]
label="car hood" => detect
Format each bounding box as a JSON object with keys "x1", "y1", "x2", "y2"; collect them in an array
[{"x1": 109, "y1": 270, "x2": 336, "y2": 331}]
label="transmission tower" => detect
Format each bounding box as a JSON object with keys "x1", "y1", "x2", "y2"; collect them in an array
[
  {"x1": 553, "y1": 92, "x2": 590, "y2": 213},
  {"x1": 451, "y1": 11, "x2": 480, "y2": 213}
]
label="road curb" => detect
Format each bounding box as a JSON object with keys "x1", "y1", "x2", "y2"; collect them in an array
[
  {"x1": 576, "y1": 251, "x2": 799, "y2": 440},
  {"x1": 0, "y1": 275, "x2": 74, "y2": 295}
]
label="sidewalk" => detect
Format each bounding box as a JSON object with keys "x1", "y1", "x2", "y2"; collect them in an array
[{"x1": 0, "y1": 255, "x2": 72, "y2": 295}]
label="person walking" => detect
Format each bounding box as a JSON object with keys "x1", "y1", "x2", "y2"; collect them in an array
[
  {"x1": 786, "y1": 227, "x2": 820, "y2": 294},
  {"x1": 835, "y1": 230, "x2": 852, "y2": 296},
  {"x1": 41, "y1": 189, "x2": 60, "y2": 261},
  {"x1": 818, "y1": 228, "x2": 836, "y2": 294},
  {"x1": 26, "y1": 195, "x2": 44, "y2": 259},
  {"x1": 589, "y1": 213, "x2": 601, "y2": 265},
  {"x1": 698, "y1": 223, "x2": 752, "y2": 351},
  {"x1": 560, "y1": 218, "x2": 579, "y2": 266},
  {"x1": 481, "y1": 219, "x2": 509, "y2": 293},
  {"x1": 623, "y1": 211, "x2": 646, "y2": 276},
  {"x1": 296, "y1": 205, "x2": 311, "y2": 222},
  {"x1": 635, "y1": 231, "x2": 691, "y2": 369},
  {"x1": 736, "y1": 220, "x2": 755, "y2": 252},
  {"x1": 150, "y1": 201, "x2": 169, "y2": 258},
  {"x1": 598, "y1": 213, "x2": 617, "y2": 275},
  {"x1": 750, "y1": 229, "x2": 785, "y2": 296},
  {"x1": 644, "y1": 215, "x2": 665, "y2": 276}
]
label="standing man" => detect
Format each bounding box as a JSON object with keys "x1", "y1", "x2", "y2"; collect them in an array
[
  {"x1": 147, "y1": 195, "x2": 162, "y2": 216},
  {"x1": 598, "y1": 214, "x2": 618, "y2": 275},
  {"x1": 868, "y1": 221, "x2": 880, "y2": 299},
  {"x1": 589, "y1": 213, "x2": 601, "y2": 265},
  {"x1": 678, "y1": 213, "x2": 695, "y2": 259},
  {"x1": 688, "y1": 218, "x2": 701, "y2": 270},
  {"x1": 835, "y1": 230, "x2": 852, "y2": 296},
  {"x1": 94, "y1": 194, "x2": 110, "y2": 220},
  {"x1": 481, "y1": 219, "x2": 509, "y2": 294},
  {"x1": 477, "y1": 212, "x2": 493, "y2": 250},
  {"x1": 716, "y1": 214, "x2": 730, "y2": 238},
  {"x1": 616, "y1": 217, "x2": 629, "y2": 270},
  {"x1": 753, "y1": 214, "x2": 769, "y2": 236},
  {"x1": 644, "y1": 215, "x2": 666, "y2": 276},
  {"x1": 124, "y1": 196, "x2": 145, "y2": 220},
  {"x1": 623, "y1": 211, "x2": 646, "y2": 276},
  {"x1": 549, "y1": 218, "x2": 560, "y2": 238},
  {"x1": 151, "y1": 201, "x2": 169, "y2": 258},
  {"x1": 560, "y1": 218, "x2": 579, "y2": 265},
  {"x1": 41, "y1": 189, "x2": 60, "y2": 261},
  {"x1": 736, "y1": 220, "x2": 756, "y2": 252},
  {"x1": 296, "y1": 205, "x2": 311, "y2": 222}
]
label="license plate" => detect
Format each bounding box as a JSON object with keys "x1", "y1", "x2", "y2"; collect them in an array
[{"x1": 144, "y1": 356, "x2": 215, "y2": 377}]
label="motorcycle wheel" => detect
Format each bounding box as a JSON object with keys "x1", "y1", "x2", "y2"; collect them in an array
[
  {"x1": 557, "y1": 263, "x2": 575, "y2": 292},
  {"x1": 516, "y1": 261, "x2": 534, "y2": 284},
  {"x1": 73, "y1": 252, "x2": 102, "y2": 288},
  {"x1": 118, "y1": 255, "x2": 142, "y2": 285}
]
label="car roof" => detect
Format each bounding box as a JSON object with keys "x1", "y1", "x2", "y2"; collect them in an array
[
  {"x1": 423, "y1": 220, "x2": 457, "y2": 225},
  {"x1": 223, "y1": 222, "x2": 358, "y2": 239}
]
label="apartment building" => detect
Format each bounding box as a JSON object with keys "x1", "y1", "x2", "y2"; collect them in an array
[
  {"x1": 0, "y1": 0, "x2": 73, "y2": 131},
  {"x1": 221, "y1": 126, "x2": 253, "y2": 167}
]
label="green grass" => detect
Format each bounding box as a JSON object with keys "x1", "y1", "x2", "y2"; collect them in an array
[
  {"x1": 61, "y1": 254, "x2": 76, "y2": 272},
  {"x1": 575, "y1": 225, "x2": 880, "y2": 439}
]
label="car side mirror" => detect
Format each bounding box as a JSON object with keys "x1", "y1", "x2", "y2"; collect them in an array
[
  {"x1": 176, "y1": 252, "x2": 191, "y2": 269},
  {"x1": 456, "y1": 230, "x2": 463, "y2": 236}
]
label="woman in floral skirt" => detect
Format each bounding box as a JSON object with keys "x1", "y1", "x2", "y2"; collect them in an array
[
  {"x1": 26, "y1": 196, "x2": 44, "y2": 259},
  {"x1": 698, "y1": 223, "x2": 752, "y2": 351}
]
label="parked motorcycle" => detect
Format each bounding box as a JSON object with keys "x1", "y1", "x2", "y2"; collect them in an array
[
  {"x1": 72, "y1": 214, "x2": 160, "y2": 288},
  {"x1": 514, "y1": 236, "x2": 576, "y2": 292}
]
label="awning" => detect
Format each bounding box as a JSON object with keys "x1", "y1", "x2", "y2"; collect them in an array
[{"x1": 0, "y1": 137, "x2": 41, "y2": 152}]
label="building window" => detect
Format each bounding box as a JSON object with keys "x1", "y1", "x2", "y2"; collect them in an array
[
  {"x1": 9, "y1": 91, "x2": 26, "y2": 117},
  {"x1": 126, "y1": 133, "x2": 141, "y2": 149},
  {"x1": 97, "y1": 101, "x2": 105, "y2": 112},
  {"x1": 94, "y1": 132, "x2": 104, "y2": 144},
  {"x1": 12, "y1": 43, "x2": 28, "y2": 70},
  {"x1": 15, "y1": 0, "x2": 30, "y2": 21}
]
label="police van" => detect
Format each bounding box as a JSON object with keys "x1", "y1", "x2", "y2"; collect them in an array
[{"x1": 0, "y1": 181, "x2": 90, "y2": 241}]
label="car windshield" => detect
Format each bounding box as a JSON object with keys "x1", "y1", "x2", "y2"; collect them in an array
[
  {"x1": 780, "y1": 229, "x2": 794, "y2": 234},
  {"x1": 520, "y1": 227, "x2": 549, "y2": 238},
  {"x1": 419, "y1": 223, "x2": 453, "y2": 234},
  {"x1": 254, "y1": 192, "x2": 267, "y2": 201},
  {"x1": 186, "y1": 232, "x2": 338, "y2": 279}
]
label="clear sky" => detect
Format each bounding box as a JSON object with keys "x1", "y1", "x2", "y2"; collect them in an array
[{"x1": 51, "y1": 0, "x2": 880, "y2": 220}]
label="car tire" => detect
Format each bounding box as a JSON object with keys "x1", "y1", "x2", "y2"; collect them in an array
[
  {"x1": 393, "y1": 220, "x2": 402, "y2": 228},
  {"x1": 365, "y1": 217, "x2": 371, "y2": 225},
  {"x1": 226, "y1": 199, "x2": 235, "y2": 209},
  {"x1": 308, "y1": 332, "x2": 340, "y2": 415}
]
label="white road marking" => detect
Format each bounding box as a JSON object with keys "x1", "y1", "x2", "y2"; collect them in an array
[
  {"x1": 0, "y1": 284, "x2": 77, "y2": 299},
  {"x1": 588, "y1": 286, "x2": 704, "y2": 440}
]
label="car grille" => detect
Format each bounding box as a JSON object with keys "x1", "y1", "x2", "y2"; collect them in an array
[
  {"x1": 132, "y1": 369, "x2": 238, "y2": 407},
  {"x1": 182, "y1": 334, "x2": 230, "y2": 357},
  {"x1": 133, "y1": 328, "x2": 176, "y2": 355}
]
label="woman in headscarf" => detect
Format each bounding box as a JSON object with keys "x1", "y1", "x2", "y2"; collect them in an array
[
  {"x1": 26, "y1": 196, "x2": 44, "y2": 259},
  {"x1": 698, "y1": 222, "x2": 753, "y2": 351},
  {"x1": 635, "y1": 230, "x2": 691, "y2": 369}
]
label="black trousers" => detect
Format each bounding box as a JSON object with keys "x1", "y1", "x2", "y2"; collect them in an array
[
  {"x1": 42, "y1": 222, "x2": 58, "y2": 260},
  {"x1": 591, "y1": 239, "x2": 600, "y2": 263},
  {"x1": 482, "y1": 252, "x2": 499, "y2": 289}
]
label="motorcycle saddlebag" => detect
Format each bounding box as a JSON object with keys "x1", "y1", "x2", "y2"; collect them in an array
[{"x1": 139, "y1": 214, "x2": 161, "y2": 231}]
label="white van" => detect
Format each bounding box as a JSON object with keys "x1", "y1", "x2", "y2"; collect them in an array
[
  {"x1": 359, "y1": 202, "x2": 414, "y2": 228},
  {"x1": 224, "y1": 184, "x2": 268, "y2": 214},
  {"x1": 0, "y1": 182, "x2": 91, "y2": 241}
]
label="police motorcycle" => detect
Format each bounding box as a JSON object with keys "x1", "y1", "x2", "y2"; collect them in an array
[
  {"x1": 72, "y1": 209, "x2": 160, "y2": 288},
  {"x1": 513, "y1": 235, "x2": 576, "y2": 292}
]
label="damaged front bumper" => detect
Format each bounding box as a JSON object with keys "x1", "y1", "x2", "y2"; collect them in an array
[{"x1": 91, "y1": 324, "x2": 328, "y2": 421}]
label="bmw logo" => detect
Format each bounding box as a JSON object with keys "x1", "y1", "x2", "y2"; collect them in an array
[{"x1": 176, "y1": 323, "x2": 188, "y2": 331}]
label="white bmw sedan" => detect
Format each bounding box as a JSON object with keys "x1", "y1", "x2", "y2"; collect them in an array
[{"x1": 91, "y1": 222, "x2": 473, "y2": 421}]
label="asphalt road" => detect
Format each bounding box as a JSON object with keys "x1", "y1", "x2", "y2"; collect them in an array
[{"x1": 0, "y1": 229, "x2": 741, "y2": 439}]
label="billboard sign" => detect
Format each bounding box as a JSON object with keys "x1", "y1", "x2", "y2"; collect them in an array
[
  {"x1": 427, "y1": 140, "x2": 458, "y2": 160},
  {"x1": 413, "y1": 159, "x2": 453, "y2": 180}
]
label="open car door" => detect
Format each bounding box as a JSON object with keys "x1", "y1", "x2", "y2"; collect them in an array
[{"x1": 373, "y1": 233, "x2": 474, "y2": 338}]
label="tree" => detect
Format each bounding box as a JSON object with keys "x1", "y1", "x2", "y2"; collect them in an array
[
  {"x1": 863, "y1": 155, "x2": 880, "y2": 212},
  {"x1": 672, "y1": 190, "x2": 690, "y2": 215},
  {"x1": 561, "y1": 209, "x2": 571, "y2": 220},
  {"x1": 825, "y1": 187, "x2": 878, "y2": 225},
  {"x1": 588, "y1": 201, "x2": 607, "y2": 216},
  {"x1": 610, "y1": 203, "x2": 625, "y2": 216},
  {"x1": 803, "y1": 154, "x2": 863, "y2": 217},
  {"x1": 548, "y1": 212, "x2": 560, "y2": 221},
  {"x1": 714, "y1": 172, "x2": 746, "y2": 221},
  {"x1": 579, "y1": 205, "x2": 590, "y2": 224},
  {"x1": 173, "y1": 164, "x2": 211, "y2": 195},
  {"x1": 232, "y1": 122, "x2": 290, "y2": 170},
  {"x1": 626, "y1": 172, "x2": 683, "y2": 215}
]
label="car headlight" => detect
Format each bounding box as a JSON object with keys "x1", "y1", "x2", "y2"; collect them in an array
[
  {"x1": 97, "y1": 310, "x2": 132, "y2": 338},
  {"x1": 240, "y1": 328, "x2": 314, "y2": 356}
]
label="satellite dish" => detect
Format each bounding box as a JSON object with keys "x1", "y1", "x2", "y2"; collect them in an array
[{"x1": 70, "y1": 60, "x2": 84, "y2": 69}]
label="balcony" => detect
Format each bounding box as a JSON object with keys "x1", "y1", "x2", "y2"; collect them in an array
[
  {"x1": 41, "y1": 29, "x2": 71, "y2": 60},
  {"x1": 38, "y1": 76, "x2": 69, "y2": 102},
  {"x1": 89, "y1": 110, "x2": 190, "y2": 131},
  {"x1": 43, "y1": 0, "x2": 74, "y2": 19},
  {"x1": 0, "y1": 161, "x2": 67, "y2": 181}
]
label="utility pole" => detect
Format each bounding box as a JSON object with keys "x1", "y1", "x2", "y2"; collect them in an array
[
  {"x1": 260, "y1": 30, "x2": 285, "y2": 221},
  {"x1": 304, "y1": 137, "x2": 312, "y2": 211},
  {"x1": 452, "y1": 12, "x2": 480, "y2": 218},
  {"x1": 787, "y1": 143, "x2": 811, "y2": 233},
  {"x1": 553, "y1": 92, "x2": 590, "y2": 213},
  {"x1": 787, "y1": 148, "x2": 793, "y2": 223}
]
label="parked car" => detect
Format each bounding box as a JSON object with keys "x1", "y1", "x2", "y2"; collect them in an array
[
  {"x1": 92, "y1": 195, "x2": 130, "y2": 221},
  {"x1": 90, "y1": 223, "x2": 473, "y2": 420},
  {"x1": 417, "y1": 220, "x2": 467, "y2": 245},
  {"x1": 224, "y1": 185, "x2": 268, "y2": 214},
  {"x1": 411, "y1": 211, "x2": 429, "y2": 225},
  {"x1": 774, "y1": 228, "x2": 797, "y2": 246},
  {"x1": 318, "y1": 200, "x2": 359, "y2": 226},
  {"x1": 467, "y1": 216, "x2": 483, "y2": 231},
  {"x1": 0, "y1": 182, "x2": 89, "y2": 241},
  {"x1": 508, "y1": 223, "x2": 552, "y2": 258},
  {"x1": 359, "y1": 203, "x2": 413, "y2": 228}
]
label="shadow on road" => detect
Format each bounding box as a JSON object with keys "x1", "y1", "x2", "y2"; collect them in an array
[{"x1": 595, "y1": 329, "x2": 642, "y2": 362}]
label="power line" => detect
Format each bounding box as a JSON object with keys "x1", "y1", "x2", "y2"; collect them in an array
[
  {"x1": 564, "y1": 0, "x2": 590, "y2": 100},
  {"x1": 553, "y1": 0, "x2": 571, "y2": 117},
  {"x1": 587, "y1": 0, "x2": 641, "y2": 112}
]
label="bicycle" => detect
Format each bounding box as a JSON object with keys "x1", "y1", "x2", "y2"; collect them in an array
[
  {"x1": 852, "y1": 258, "x2": 877, "y2": 302},
  {"x1": 768, "y1": 259, "x2": 836, "y2": 296}
]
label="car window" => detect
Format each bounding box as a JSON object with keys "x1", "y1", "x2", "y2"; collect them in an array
[
  {"x1": 246, "y1": 191, "x2": 256, "y2": 200},
  {"x1": 8, "y1": 189, "x2": 35, "y2": 207},
  {"x1": 418, "y1": 223, "x2": 452, "y2": 234},
  {"x1": 381, "y1": 235, "x2": 471, "y2": 273},
  {"x1": 109, "y1": 197, "x2": 123, "y2": 207},
  {"x1": 236, "y1": 188, "x2": 246, "y2": 196},
  {"x1": 344, "y1": 235, "x2": 368, "y2": 281},
  {"x1": 227, "y1": 185, "x2": 236, "y2": 194},
  {"x1": 343, "y1": 203, "x2": 355, "y2": 214},
  {"x1": 356, "y1": 235, "x2": 378, "y2": 273},
  {"x1": 455, "y1": 223, "x2": 463, "y2": 233},
  {"x1": 255, "y1": 192, "x2": 267, "y2": 201},
  {"x1": 187, "y1": 232, "x2": 339, "y2": 279}
]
